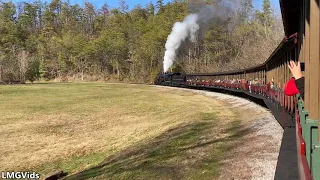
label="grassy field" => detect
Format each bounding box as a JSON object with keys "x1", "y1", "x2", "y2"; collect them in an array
[{"x1": 0, "y1": 83, "x2": 244, "y2": 179}]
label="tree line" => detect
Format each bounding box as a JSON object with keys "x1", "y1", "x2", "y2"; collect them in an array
[{"x1": 0, "y1": 0, "x2": 283, "y2": 84}]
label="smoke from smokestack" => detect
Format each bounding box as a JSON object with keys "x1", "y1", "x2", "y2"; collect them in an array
[
  {"x1": 162, "y1": 3, "x2": 231, "y2": 73},
  {"x1": 163, "y1": 14, "x2": 199, "y2": 73}
]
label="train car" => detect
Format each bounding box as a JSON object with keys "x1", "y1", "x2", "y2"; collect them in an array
[{"x1": 157, "y1": 0, "x2": 320, "y2": 179}]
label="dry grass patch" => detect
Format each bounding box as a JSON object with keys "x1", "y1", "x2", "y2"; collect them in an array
[{"x1": 0, "y1": 83, "x2": 244, "y2": 178}]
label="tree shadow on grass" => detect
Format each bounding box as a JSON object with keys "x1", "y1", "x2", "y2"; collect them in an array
[{"x1": 63, "y1": 119, "x2": 251, "y2": 180}]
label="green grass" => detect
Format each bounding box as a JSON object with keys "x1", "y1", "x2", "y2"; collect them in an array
[
  {"x1": 0, "y1": 82, "x2": 247, "y2": 179},
  {"x1": 64, "y1": 118, "x2": 245, "y2": 180}
]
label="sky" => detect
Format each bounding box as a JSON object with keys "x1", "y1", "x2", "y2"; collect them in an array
[
  {"x1": 72, "y1": 0, "x2": 280, "y2": 11},
  {"x1": 11, "y1": 0, "x2": 280, "y2": 12}
]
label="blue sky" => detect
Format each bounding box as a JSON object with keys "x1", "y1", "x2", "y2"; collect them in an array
[
  {"x1": 74, "y1": 0, "x2": 280, "y2": 11},
  {"x1": 12, "y1": 0, "x2": 280, "y2": 11}
]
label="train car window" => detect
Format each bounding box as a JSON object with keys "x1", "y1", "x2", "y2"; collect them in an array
[{"x1": 300, "y1": 62, "x2": 305, "y2": 72}]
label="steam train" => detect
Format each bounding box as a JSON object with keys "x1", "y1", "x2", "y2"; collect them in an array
[
  {"x1": 156, "y1": 0, "x2": 320, "y2": 179},
  {"x1": 155, "y1": 72, "x2": 186, "y2": 86}
]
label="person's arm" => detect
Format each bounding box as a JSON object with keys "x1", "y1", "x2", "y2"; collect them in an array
[
  {"x1": 295, "y1": 77, "x2": 305, "y2": 99},
  {"x1": 288, "y1": 60, "x2": 304, "y2": 99}
]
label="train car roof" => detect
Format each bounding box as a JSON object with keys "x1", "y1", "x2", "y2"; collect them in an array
[
  {"x1": 187, "y1": 69, "x2": 243, "y2": 76},
  {"x1": 280, "y1": 0, "x2": 302, "y2": 37}
]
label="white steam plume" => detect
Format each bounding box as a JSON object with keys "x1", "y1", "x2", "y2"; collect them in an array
[
  {"x1": 163, "y1": 4, "x2": 230, "y2": 73},
  {"x1": 163, "y1": 14, "x2": 199, "y2": 72}
]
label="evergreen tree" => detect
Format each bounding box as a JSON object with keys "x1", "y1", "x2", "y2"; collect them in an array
[{"x1": 26, "y1": 58, "x2": 40, "y2": 83}]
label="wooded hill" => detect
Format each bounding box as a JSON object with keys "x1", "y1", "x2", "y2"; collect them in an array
[{"x1": 0, "y1": 0, "x2": 283, "y2": 84}]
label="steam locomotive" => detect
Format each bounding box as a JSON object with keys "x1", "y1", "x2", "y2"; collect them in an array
[{"x1": 155, "y1": 72, "x2": 186, "y2": 86}]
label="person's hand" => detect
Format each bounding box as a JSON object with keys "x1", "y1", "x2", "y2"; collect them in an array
[{"x1": 288, "y1": 60, "x2": 303, "y2": 79}]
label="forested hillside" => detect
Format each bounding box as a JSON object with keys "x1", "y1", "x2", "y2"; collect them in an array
[{"x1": 0, "y1": 0, "x2": 283, "y2": 84}]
